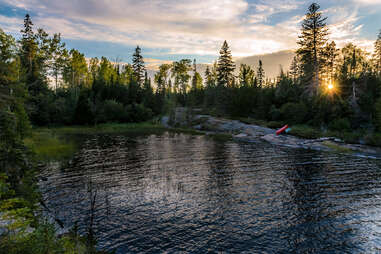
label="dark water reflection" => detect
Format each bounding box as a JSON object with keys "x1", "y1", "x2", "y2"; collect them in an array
[{"x1": 39, "y1": 132, "x2": 381, "y2": 253}]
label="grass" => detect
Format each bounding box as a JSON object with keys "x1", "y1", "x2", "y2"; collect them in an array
[
  {"x1": 46, "y1": 122, "x2": 168, "y2": 135},
  {"x1": 24, "y1": 129, "x2": 78, "y2": 161},
  {"x1": 322, "y1": 141, "x2": 353, "y2": 153},
  {"x1": 24, "y1": 122, "x2": 208, "y2": 161},
  {"x1": 288, "y1": 125, "x2": 322, "y2": 139}
]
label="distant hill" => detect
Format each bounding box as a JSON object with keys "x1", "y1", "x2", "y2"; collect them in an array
[
  {"x1": 235, "y1": 50, "x2": 295, "y2": 79},
  {"x1": 144, "y1": 50, "x2": 296, "y2": 82}
]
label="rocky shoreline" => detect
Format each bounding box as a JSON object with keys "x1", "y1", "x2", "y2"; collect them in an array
[{"x1": 162, "y1": 108, "x2": 381, "y2": 159}]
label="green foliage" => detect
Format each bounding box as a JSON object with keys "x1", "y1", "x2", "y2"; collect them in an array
[
  {"x1": 24, "y1": 130, "x2": 77, "y2": 161},
  {"x1": 266, "y1": 121, "x2": 285, "y2": 129},
  {"x1": 288, "y1": 125, "x2": 322, "y2": 139},
  {"x1": 74, "y1": 90, "x2": 94, "y2": 125},
  {"x1": 132, "y1": 45, "x2": 145, "y2": 86},
  {"x1": 297, "y1": 3, "x2": 328, "y2": 96},
  {"x1": 328, "y1": 118, "x2": 351, "y2": 131},
  {"x1": 126, "y1": 103, "x2": 153, "y2": 123},
  {"x1": 101, "y1": 99, "x2": 127, "y2": 123},
  {"x1": 375, "y1": 97, "x2": 381, "y2": 131},
  {"x1": 269, "y1": 105, "x2": 281, "y2": 121},
  {"x1": 280, "y1": 102, "x2": 307, "y2": 124},
  {"x1": 217, "y1": 41, "x2": 235, "y2": 88},
  {"x1": 364, "y1": 133, "x2": 381, "y2": 147}
]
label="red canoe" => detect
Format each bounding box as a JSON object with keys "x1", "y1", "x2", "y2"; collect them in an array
[{"x1": 276, "y1": 124, "x2": 289, "y2": 135}]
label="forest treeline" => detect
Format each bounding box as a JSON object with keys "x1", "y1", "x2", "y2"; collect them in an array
[
  {"x1": 1, "y1": 2, "x2": 381, "y2": 252},
  {"x1": 2, "y1": 4, "x2": 381, "y2": 131}
]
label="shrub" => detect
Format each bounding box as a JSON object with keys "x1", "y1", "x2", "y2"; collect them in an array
[
  {"x1": 269, "y1": 105, "x2": 281, "y2": 121},
  {"x1": 266, "y1": 121, "x2": 285, "y2": 129},
  {"x1": 289, "y1": 125, "x2": 321, "y2": 139},
  {"x1": 342, "y1": 132, "x2": 361, "y2": 144},
  {"x1": 328, "y1": 118, "x2": 351, "y2": 131},
  {"x1": 375, "y1": 97, "x2": 381, "y2": 131},
  {"x1": 126, "y1": 103, "x2": 153, "y2": 123},
  {"x1": 280, "y1": 102, "x2": 307, "y2": 124},
  {"x1": 364, "y1": 133, "x2": 381, "y2": 147},
  {"x1": 102, "y1": 99, "x2": 126, "y2": 123}
]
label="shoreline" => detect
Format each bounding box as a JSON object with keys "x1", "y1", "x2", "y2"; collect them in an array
[
  {"x1": 27, "y1": 118, "x2": 381, "y2": 162},
  {"x1": 162, "y1": 111, "x2": 381, "y2": 159}
]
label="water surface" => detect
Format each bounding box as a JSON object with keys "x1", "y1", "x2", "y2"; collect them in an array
[{"x1": 39, "y1": 132, "x2": 381, "y2": 253}]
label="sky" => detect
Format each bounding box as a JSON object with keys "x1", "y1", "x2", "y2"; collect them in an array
[{"x1": 0, "y1": 0, "x2": 381, "y2": 65}]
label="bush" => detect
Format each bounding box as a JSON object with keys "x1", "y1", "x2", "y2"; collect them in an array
[
  {"x1": 342, "y1": 132, "x2": 361, "y2": 144},
  {"x1": 269, "y1": 105, "x2": 281, "y2": 121},
  {"x1": 266, "y1": 121, "x2": 285, "y2": 129},
  {"x1": 280, "y1": 102, "x2": 307, "y2": 124},
  {"x1": 364, "y1": 133, "x2": 381, "y2": 147},
  {"x1": 126, "y1": 103, "x2": 153, "y2": 123},
  {"x1": 375, "y1": 97, "x2": 381, "y2": 131},
  {"x1": 102, "y1": 99, "x2": 127, "y2": 123},
  {"x1": 289, "y1": 125, "x2": 321, "y2": 139},
  {"x1": 328, "y1": 118, "x2": 351, "y2": 131}
]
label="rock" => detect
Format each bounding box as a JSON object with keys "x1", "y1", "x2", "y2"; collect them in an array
[
  {"x1": 234, "y1": 133, "x2": 248, "y2": 138},
  {"x1": 193, "y1": 124, "x2": 202, "y2": 130},
  {"x1": 334, "y1": 138, "x2": 343, "y2": 143},
  {"x1": 161, "y1": 116, "x2": 169, "y2": 127}
]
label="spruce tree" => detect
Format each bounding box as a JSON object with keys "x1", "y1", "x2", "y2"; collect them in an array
[
  {"x1": 204, "y1": 66, "x2": 215, "y2": 88},
  {"x1": 191, "y1": 59, "x2": 198, "y2": 90},
  {"x1": 19, "y1": 14, "x2": 38, "y2": 89},
  {"x1": 297, "y1": 3, "x2": 328, "y2": 96},
  {"x1": 239, "y1": 64, "x2": 255, "y2": 87},
  {"x1": 132, "y1": 45, "x2": 145, "y2": 87},
  {"x1": 257, "y1": 60, "x2": 265, "y2": 88},
  {"x1": 289, "y1": 56, "x2": 301, "y2": 82},
  {"x1": 217, "y1": 40, "x2": 235, "y2": 87}
]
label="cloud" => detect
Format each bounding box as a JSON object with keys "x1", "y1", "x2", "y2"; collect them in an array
[
  {"x1": 0, "y1": 15, "x2": 22, "y2": 34},
  {"x1": 352, "y1": 0, "x2": 381, "y2": 5},
  {"x1": 0, "y1": 0, "x2": 376, "y2": 58},
  {"x1": 326, "y1": 7, "x2": 374, "y2": 52},
  {"x1": 249, "y1": 0, "x2": 302, "y2": 23}
]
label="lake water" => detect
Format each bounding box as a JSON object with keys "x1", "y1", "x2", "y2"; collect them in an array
[{"x1": 39, "y1": 132, "x2": 381, "y2": 253}]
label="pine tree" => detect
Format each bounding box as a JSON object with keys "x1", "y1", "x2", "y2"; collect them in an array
[
  {"x1": 257, "y1": 60, "x2": 265, "y2": 87},
  {"x1": 239, "y1": 64, "x2": 255, "y2": 87},
  {"x1": 217, "y1": 40, "x2": 235, "y2": 87},
  {"x1": 374, "y1": 30, "x2": 381, "y2": 75},
  {"x1": 297, "y1": 3, "x2": 329, "y2": 96},
  {"x1": 132, "y1": 45, "x2": 145, "y2": 87},
  {"x1": 321, "y1": 41, "x2": 338, "y2": 84},
  {"x1": 19, "y1": 14, "x2": 38, "y2": 90},
  {"x1": 289, "y1": 55, "x2": 301, "y2": 82},
  {"x1": 191, "y1": 59, "x2": 198, "y2": 90},
  {"x1": 49, "y1": 33, "x2": 67, "y2": 91},
  {"x1": 204, "y1": 66, "x2": 215, "y2": 88}
]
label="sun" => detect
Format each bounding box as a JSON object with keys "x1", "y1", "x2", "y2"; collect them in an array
[{"x1": 328, "y1": 83, "x2": 333, "y2": 90}]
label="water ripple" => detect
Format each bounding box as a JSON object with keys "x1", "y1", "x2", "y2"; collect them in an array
[{"x1": 39, "y1": 132, "x2": 381, "y2": 253}]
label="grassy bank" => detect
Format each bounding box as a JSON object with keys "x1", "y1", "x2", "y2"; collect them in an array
[
  {"x1": 24, "y1": 122, "x2": 207, "y2": 161},
  {"x1": 24, "y1": 129, "x2": 78, "y2": 161}
]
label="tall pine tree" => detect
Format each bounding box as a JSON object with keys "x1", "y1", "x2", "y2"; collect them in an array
[
  {"x1": 217, "y1": 40, "x2": 235, "y2": 88},
  {"x1": 132, "y1": 45, "x2": 145, "y2": 87},
  {"x1": 297, "y1": 3, "x2": 328, "y2": 96},
  {"x1": 257, "y1": 60, "x2": 265, "y2": 88}
]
